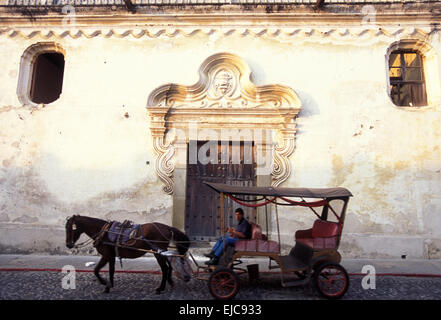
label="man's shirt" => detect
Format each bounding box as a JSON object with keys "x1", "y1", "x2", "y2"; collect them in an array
[{"x1": 236, "y1": 218, "x2": 252, "y2": 239}]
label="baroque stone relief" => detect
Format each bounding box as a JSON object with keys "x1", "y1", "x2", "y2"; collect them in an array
[
  {"x1": 1, "y1": 27, "x2": 435, "y2": 42},
  {"x1": 212, "y1": 69, "x2": 235, "y2": 97},
  {"x1": 147, "y1": 52, "x2": 302, "y2": 194}
]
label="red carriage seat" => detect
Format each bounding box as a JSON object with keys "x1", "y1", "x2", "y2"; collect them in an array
[
  {"x1": 295, "y1": 219, "x2": 339, "y2": 249},
  {"x1": 235, "y1": 223, "x2": 280, "y2": 253}
]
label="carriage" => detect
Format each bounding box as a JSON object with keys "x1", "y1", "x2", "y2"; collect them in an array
[
  {"x1": 189, "y1": 182, "x2": 353, "y2": 300},
  {"x1": 65, "y1": 182, "x2": 353, "y2": 299}
]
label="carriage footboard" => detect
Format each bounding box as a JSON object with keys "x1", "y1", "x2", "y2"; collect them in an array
[{"x1": 279, "y1": 242, "x2": 313, "y2": 272}]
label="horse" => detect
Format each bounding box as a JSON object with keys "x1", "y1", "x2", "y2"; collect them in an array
[{"x1": 65, "y1": 215, "x2": 191, "y2": 294}]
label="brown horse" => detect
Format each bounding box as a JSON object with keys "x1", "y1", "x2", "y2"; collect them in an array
[{"x1": 65, "y1": 215, "x2": 191, "y2": 294}]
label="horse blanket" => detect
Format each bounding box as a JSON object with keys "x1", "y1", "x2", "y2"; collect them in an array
[{"x1": 108, "y1": 220, "x2": 141, "y2": 245}]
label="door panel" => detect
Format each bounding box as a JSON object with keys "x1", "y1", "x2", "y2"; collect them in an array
[{"x1": 185, "y1": 141, "x2": 256, "y2": 241}]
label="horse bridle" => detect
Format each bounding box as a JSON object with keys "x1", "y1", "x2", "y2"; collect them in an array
[{"x1": 66, "y1": 216, "x2": 110, "y2": 249}]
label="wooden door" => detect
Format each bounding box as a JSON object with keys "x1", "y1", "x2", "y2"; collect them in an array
[{"x1": 185, "y1": 141, "x2": 256, "y2": 241}]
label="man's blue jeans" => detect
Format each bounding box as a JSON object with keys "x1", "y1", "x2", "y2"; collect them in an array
[{"x1": 212, "y1": 235, "x2": 238, "y2": 257}]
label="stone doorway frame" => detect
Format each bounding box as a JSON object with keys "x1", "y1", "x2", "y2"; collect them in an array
[{"x1": 146, "y1": 52, "x2": 302, "y2": 230}]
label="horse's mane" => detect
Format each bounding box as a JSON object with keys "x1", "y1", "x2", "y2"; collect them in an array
[{"x1": 75, "y1": 215, "x2": 108, "y2": 225}]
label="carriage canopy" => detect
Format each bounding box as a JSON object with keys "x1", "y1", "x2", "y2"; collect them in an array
[{"x1": 204, "y1": 182, "x2": 353, "y2": 199}]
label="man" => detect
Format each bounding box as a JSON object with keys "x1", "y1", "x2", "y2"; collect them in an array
[{"x1": 204, "y1": 208, "x2": 251, "y2": 265}]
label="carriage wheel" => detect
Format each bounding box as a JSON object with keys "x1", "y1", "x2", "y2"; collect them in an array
[
  {"x1": 208, "y1": 267, "x2": 239, "y2": 300},
  {"x1": 314, "y1": 262, "x2": 349, "y2": 299}
]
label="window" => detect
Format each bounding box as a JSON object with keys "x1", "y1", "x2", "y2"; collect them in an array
[
  {"x1": 17, "y1": 42, "x2": 65, "y2": 106},
  {"x1": 30, "y1": 52, "x2": 65, "y2": 104},
  {"x1": 389, "y1": 50, "x2": 427, "y2": 107}
]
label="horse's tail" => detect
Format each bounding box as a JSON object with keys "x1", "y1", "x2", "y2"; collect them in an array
[{"x1": 169, "y1": 226, "x2": 191, "y2": 256}]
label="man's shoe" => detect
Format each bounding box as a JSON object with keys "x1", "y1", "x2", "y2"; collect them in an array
[
  {"x1": 204, "y1": 257, "x2": 219, "y2": 265},
  {"x1": 203, "y1": 251, "x2": 215, "y2": 258}
]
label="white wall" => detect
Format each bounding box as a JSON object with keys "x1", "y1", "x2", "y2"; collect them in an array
[{"x1": 0, "y1": 27, "x2": 440, "y2": 257}]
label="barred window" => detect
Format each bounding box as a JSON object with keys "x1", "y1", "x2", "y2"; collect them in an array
[{"x1": 389, "y1": 50, "x2": 427, "y2": 107}]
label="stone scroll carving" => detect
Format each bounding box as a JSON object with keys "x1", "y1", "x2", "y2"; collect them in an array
[
  {"x1": 147, "y1": 52, "x2": 302, "y2": 194},
  {"x1": 272, "y1": 135, "x2": 296, "y2": 188},
  {"x1": 152, "y1": 136, "x2": 175, "y2": 195}
]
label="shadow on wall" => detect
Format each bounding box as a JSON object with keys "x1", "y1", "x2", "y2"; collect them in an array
[
  {"x1": 0, "y1": 160, "x2": 172, "y2": 254},
  {"x1": 35, "y1": 152, "x2": 157, "y2": 204},
  {"x1": 245, "y1": 57, "x2": 267, "y2": 86},
  {"x1": 288, "y1": 89, "x2": 320, "y2": 139},
  {"x1": 0, "y1": 153, "x2": 170, "y2": 225},
  {"x1": 296, "y1": 90, "x2": 320, "y2": 118}
]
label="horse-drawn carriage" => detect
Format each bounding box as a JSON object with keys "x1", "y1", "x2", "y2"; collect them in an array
[
  {"x1": 65, "y1": 182, "x2": 352, "y2": 299},
  {"x1": 198, "y1": 182, "x2": 352, "y2": 300}
]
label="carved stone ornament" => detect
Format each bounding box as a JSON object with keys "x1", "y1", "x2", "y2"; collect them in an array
[
  {"x1": 213, "y1": 69, "x2": 235, "y2": 97},
  {"x1": 3, "y1": 27, "x2": 435, "y2": 42},
  {"x1": 152, "y1": 136, "x2": 175, "y2": 195},
  {"x1": 146, "y1": 52, "x2": 302, "y2": 194}
]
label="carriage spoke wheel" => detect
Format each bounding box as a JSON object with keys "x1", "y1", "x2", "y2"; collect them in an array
[
  {"x1": 208, "y1": 268, "x2": 239, "y2": 300},
  {"x1": 314, "y1": 263, "x2": 349, "y2": 299}
]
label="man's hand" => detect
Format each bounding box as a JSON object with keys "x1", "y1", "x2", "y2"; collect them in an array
[{"x1": 227, "y1": 227, "x2": 245, "y2": 239}]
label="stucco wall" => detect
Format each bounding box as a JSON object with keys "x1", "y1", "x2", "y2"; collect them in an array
[{"x1": 0, "y1": 23, "x2": 440, "y2": 258}]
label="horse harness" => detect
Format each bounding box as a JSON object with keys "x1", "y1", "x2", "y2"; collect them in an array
[
  {"x1": 93, "y1": 220, "x2": 172, "y2": 266},
  {"x1": 69, "y1": 217, "x2": 191, "y2": 281}
]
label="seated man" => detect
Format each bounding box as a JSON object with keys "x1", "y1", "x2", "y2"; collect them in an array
[{"x1": 204, "y1": 208, "x2": 251, "y2": 265}]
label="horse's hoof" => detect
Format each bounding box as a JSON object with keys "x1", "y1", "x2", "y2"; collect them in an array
[
  {"x1": 103, "y1": 287, "x2": 110, "y2": 294},
  {"x1": 155, "y1": 288, "x2": 162, "y2": 294}
]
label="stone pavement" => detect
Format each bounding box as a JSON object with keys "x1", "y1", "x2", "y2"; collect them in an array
[
  {"x1": 0, "y1": 254, "x2": 441, "y2": 301},
  {"x1": 1, "y1": 253, "x2": 441, "y2": 275}
]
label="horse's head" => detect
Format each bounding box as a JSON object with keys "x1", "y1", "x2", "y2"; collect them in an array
[{"x1": 65, "y1": 215, "x2": 82, "y2": 249}]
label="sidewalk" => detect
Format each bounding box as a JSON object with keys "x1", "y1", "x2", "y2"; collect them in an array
[{"x1": 1, "y1": 253, "x2": 441, "y2": 276}]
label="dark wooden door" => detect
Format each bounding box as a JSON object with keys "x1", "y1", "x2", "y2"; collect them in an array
[{"x1": 185, "y1": 141, "x2": 256, "y2": 241}]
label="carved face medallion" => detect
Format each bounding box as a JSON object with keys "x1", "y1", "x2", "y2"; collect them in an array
[{"x1": 213, "y1": 70, "x2": 234, "y2": 96}]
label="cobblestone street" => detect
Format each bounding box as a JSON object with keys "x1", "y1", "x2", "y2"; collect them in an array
[
  {"x1": 1, "y1": 269, "x2": 441, "y2": 300},
  {"x1": 2, "y1": 254, "x2": 441, "y2": 304}
]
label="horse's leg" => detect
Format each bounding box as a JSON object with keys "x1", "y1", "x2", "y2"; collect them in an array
[
  {"x1": 166, "y1": 258, "x2": 174, "y2": 287},
  {"x1": 94, "y1": 256, "x2": 108, "y2": 287},
  {"x1": 104, "y1": 255, "x2": 115, "y2": 293},
  {"x1": 154, "y1": 254, "x2": 169, "y2": 294}
]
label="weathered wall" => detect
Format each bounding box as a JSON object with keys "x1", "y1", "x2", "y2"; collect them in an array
[{"x1": 0, "y1": 17, "x2": 440, "y2": 258}]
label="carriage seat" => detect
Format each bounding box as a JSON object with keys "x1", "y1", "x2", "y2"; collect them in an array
[
  {"x1": 295, "y1": 219, "x2": 339, "y2": 250},
  {"x1": 235, "y1": 223, "x2": 280, "y2": 253}
]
